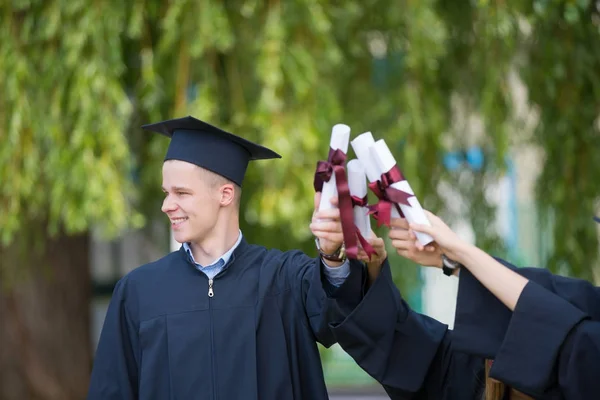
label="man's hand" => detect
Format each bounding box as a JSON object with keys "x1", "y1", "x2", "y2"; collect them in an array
[
  {"x1": 356, "y1": 232, "x2": 386, "y2": 266},
  {"x1": 389, "y1": 217, "x2": 443, "y2": 268},
  {"x1": 310, "y1": 192, "x2": 343, "y2": 255},
  {"x1": 357, "y1": 231, "x2": 386, "y2": 287}
]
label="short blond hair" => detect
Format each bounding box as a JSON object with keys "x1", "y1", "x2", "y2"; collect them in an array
[{"x1": 197, "y1": 167, "x2": 242, "y2": 206}]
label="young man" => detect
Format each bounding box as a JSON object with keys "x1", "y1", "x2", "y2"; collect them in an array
[{"x1": 87, "y1": 116, "x2": 385, "y2": 399}]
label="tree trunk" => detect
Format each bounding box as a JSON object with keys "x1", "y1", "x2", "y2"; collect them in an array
[{"x1": 0, "y1": 232, "x2": 91, "y2": 400}]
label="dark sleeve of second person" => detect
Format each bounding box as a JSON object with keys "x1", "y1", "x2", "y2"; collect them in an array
[
  {"x1": 452, "y1": 258, "x2": 600, "y2": 358},
  {"x1": 328, "y1": 260, "x2": 486, "y2": 400},
  {"x1": 488, "y1": 281, "x2": 593, "y2": 398}
]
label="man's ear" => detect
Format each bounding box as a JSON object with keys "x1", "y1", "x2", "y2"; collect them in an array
[{"x1": 220, "y1": 184, "x2": 236, "y2": 206}]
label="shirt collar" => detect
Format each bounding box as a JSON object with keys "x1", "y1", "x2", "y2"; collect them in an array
[{"x1": 183, "y1": 230, "x2": 243, "y2": 268}]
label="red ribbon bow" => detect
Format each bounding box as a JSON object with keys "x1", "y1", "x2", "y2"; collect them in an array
[
  {"x1": 313, "y1": 149, "x2": 346, "y2": 192},
  {"x1": 368, "y1": 166, "x2": 414, "y2": 227}
]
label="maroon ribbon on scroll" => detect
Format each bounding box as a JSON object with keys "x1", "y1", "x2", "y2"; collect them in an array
[
  {"x1": 351, "y1": 195, "x2": 368, "y2": 207},
  {"x1": 350, "y1": 195, "x2": 377, "y2": 260},
  {"x1": 368, "y1": 166, "x2": 414, "y2": 227},
  {"x1": 313, "y1": 148, "x2": 359, "y2": 259}
]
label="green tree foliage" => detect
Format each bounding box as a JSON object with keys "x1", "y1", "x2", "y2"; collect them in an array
[
  {"x1": 1, "y1": 0, "x2": 599, "y2": 279},
  {"x1": 521, "y1": 0, "x2": 600, "y2": 280},
  {"x1": 1, "y1": 0, "x2": 599, "y2": 286}
]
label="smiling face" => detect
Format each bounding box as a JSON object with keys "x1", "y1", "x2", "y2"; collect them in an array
[{"x1": 161, "y1": 160, "x2": 224, "y2": 245}]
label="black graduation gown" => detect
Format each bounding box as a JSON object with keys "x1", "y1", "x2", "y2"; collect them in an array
[
  {"x1": 330, "y1": 260, "x2": 599, "y2": 399},
  {"x1": 87, "y1": 238, "x2": 366, "y2": 400},
  {"x1": 453, "y1": 261, "x2": 600, "y2": 398},
  {"x1": 330, "y1": 261, "x2": 487, "y2": 400}
]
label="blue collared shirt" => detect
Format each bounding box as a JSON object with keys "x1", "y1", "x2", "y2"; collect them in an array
[
  {"x1": 183, "y1": 230, "x2": 243, "y2": 279},
  {"x1": 183, "y1": 231, "x2": 350, "y2": 286}
]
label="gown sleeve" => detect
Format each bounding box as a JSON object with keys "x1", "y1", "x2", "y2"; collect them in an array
[
  {"x1": 329, "y1": 260, "x2": 486, "y2": 399},
  {"x1": 286, "y1": 251, "x2": 367, "y2": 347},
  {"x1": 554, "y1": 319, "x2": 600, "y2": 399},
  {"x1": 87, "y1": 276, "x2": 140, "y2": 400},
  {"x1": 453, "y1": 258, "x2": 600, "y2": 358},
  {"x1": 487, "y1": 281, "x2": 590, "y2": 398}
]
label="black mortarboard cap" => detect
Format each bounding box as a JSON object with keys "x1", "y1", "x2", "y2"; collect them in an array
[{"x1": 142, "y1": 116, "x2": 281, "y2": 187}]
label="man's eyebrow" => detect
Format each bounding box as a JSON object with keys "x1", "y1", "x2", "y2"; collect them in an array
[{"x1": 162, "y1": 186, "x2": 192, "y2": 192}]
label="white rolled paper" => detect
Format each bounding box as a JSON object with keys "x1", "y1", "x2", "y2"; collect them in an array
[
  {"x1": 318, "y1": 124, "x2": 351, "y2": 211},
  {"x1": 350, "y1": 132, "x2": 380, "y2": 182},
  {"x1": 351, "y1": 132, "x2": 401, "y2": 219},
  {"x1": 347, "y1": 159, "x2": 371, "y2": 239},
  {"x1": 369, "y1": 139, "x2": 434, "y2": 245}
]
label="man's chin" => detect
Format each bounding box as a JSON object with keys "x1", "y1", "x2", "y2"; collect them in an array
[{"x1": 173, "y1": 232, "x2": 190, "y2": 245}]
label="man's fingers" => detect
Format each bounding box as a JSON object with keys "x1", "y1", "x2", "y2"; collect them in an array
[
  {"x1": 314, "y1": 192, "x2": 321, "y2": 210},
  {"x1": 392, "y1": 239, "x2": 433, "y2": 256},
  {"x1": 389, "y1": 229, "x2": 411, "y2": 241},
  {"x1": 408, "y1": 229, "x2": 417, "y2": 240},
  {"x1": 368, "y1": 237, "x2": 385, "y2": 246},
  {"x1": 357, "y1": 250, "x2": 368, "y2": 261},
  {"x1": 313, "y1": 232, "x2": 344, "y2": 244},
  {"x1": 314, "y1": 208, "x2": 340, "y2": 221},
  {"x1": 409, "y1": 223, "x2": 435, "y2": 236},
  {"x1": 396, "y1": 249, "x2": 412, "y2": 259},
  {"x1": 310, "y1": 221, "x2": 341, "y2": 233},
  {"x1": 391, "y1": 239, "x2": 417, "y2": 251}
]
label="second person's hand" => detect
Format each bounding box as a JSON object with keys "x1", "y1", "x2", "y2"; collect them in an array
[{"x1": 389, "y1": 217, "x2": 442, "y2": 268}]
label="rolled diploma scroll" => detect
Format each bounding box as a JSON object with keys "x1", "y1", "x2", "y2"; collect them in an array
[
  {"x1": 369, "y1": 139, "x2": 434, "y2": 245},
  {"x1": 350, "y1": 132, "x2": 401, "y2": 219},
  {"x1": 347, "y1": 159, "x2": 371, "y2": 239},
  {"x1": 318, "y1": 124, "x2": 351, "y2": 211}
]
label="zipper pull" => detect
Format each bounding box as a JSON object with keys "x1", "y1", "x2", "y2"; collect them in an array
[{"x1": 208, "y1": 279, "x2": 214, "y2": 297}]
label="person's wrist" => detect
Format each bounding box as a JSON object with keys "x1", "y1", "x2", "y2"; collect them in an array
[
  {"x1": 453, "y1": 241, "x2": 476, "y2": 266},
  {"x1": 316, "y1": 238, "x2": 342, "y2": 254},
  {"x1": 320, "y1": 243, "x2": 341, "y2": 255},
  {"x1": 315, "y1": 238, "x2": 346, "y2": 263},
  {"x1": 366, "y1": 253, "x2": 386, "y2": 268}
]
